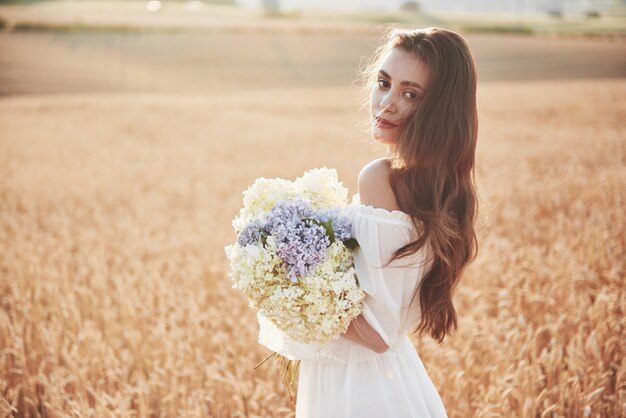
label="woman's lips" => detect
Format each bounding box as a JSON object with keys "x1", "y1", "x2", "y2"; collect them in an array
[{"x1": 375, "y1": 117, "x2": 397, "y2": 129}]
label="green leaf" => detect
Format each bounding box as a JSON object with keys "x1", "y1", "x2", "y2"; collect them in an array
[
  {"x1": 319, "y1": 220, "x2": 335, "y2": 243},
  {"x1": 344, "y1": 238, "x2": 359, "y2": 250}
]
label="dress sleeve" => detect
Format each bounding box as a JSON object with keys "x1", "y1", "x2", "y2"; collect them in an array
[{"x1": 348, "y1": 205, "x2": 431, "y2": 348}]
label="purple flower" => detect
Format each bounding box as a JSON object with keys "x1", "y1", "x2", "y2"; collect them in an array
[
  {"x1": 264, "y1": 199, "x2": 315, "y2": 238},
  {"x1": 313, "y1": 208, "x2": 353, "y2": 242},
  {"x1": 237, "y1": 221, "x2": 263, "y2": 247},
  {"x1": 276, "y1": 221, "x2": 329, "y2": 282},
  {"x1": 240, "y1": 200, "x2": 355, "y2": 282},
  {"x1": 263, "y1": 200, "x2": 331, "y2": 282}
]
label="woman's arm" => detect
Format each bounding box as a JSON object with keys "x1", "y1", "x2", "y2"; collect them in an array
[
  {"x1": 341, "y1": 313, "x2": 390, "y2": 354},
  {"x1": 341, "y1": 159, "x2": 400, "y2": 354}
]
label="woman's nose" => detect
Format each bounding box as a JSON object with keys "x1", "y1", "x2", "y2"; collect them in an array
[{"x1": 379, "y1": 91, "x2": 397, "y2": 113}]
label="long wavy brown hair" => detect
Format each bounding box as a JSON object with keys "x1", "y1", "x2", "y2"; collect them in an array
[{"x1": 358, "y1": 27, "x2": 479, "y2": 343}]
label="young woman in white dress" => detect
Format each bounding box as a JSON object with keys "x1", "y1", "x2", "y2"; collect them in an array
[{"x1": 258, "y1": 26, "x2": 478, "y2": 417}]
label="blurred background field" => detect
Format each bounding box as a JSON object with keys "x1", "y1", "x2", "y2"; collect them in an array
[
  {"x1": 0, "y1": 0, "x2": 625, "y2": 36},
  {"x1": 0, "y1": 1, "x2": 625, "y2": 417}
]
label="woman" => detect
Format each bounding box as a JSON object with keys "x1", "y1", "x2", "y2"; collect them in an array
[{"x1": 260, "y1": 26, "x2": 478, "y2": 417}]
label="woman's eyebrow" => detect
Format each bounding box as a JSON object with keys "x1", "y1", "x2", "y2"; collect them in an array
[{"x1": 378, "y1": 69, "x2": 424, "y2": 91}]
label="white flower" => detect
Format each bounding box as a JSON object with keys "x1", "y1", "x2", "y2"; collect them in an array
[
  {"x1": 233, "y1": 177, "x2": 304, "y2": 233},
  {"x1": 296, "y1": 167, "x2": 348, "y2": 209}
]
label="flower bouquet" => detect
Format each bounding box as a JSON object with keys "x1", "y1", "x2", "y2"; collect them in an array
[
  {"x1": 225, "y1": 168, "x2": 364, "y2": 392},
  {"x1": 225, "y1": 168, "x2": 364, "y2": 348}
]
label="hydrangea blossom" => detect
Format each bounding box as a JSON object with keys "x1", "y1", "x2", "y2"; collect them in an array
[
  {"x1": 237, "y1": 221, "x2": 263, "y2": 247},
  {"x1": 313, "y1": 208, "x2": 353, "y2": 242},
  {"x1": 238, "y1": 199, "x2": 355, "y2": 283},
  {"x1": 225, "y1": 168, "x2": 364, "y2": 344}
]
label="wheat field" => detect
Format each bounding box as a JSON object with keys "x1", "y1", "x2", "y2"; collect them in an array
[{"x1": 0, "y1": 74, "x2": 625, "y2": 417}]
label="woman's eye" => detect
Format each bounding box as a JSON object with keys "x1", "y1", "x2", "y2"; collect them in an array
[
  {"x1": 403, "y1": 91, "x2": 417, "y2": 100},
  {"x1": 377, "y1": 78, "x2": 389, "y2": 88}
]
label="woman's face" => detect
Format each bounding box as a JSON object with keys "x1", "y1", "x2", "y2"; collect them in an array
[{"x1": 370, "y1": 47, "x2": 429, "y2": 148}]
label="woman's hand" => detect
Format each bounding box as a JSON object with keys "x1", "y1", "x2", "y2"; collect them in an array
[{"x1": 342, "y1": 314, "x2": 390, "y2": 354}]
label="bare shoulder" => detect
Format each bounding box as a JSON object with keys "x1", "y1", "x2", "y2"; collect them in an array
[{"x1": 358, "y1": 158, "x2": 401, "y2": 212}]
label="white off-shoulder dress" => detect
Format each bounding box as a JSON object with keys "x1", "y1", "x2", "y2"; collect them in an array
[{"x1": 257, "y1": 195, "x2": 448, "y2": 418}]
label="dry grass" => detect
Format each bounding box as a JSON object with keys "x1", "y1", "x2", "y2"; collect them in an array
[
  {"x1": 1, "y1": 79, "x2": 625, "y2": 417},
  {"x1": 1, "y1": 0, "x2": 625, "y2": 38}
]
